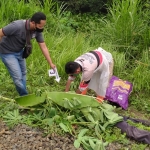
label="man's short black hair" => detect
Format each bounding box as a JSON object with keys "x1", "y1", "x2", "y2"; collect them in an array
[
  {"x1": 65, "y1": 61, "x2": 79, "y2": 74},
  {"x1": 31, "y1": 12, "x2": 46, "y2": 24}
]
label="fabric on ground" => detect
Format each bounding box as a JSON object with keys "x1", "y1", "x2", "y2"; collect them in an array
[{"x1": 115, "y1": 116, "x2": 150, "y2": 144}]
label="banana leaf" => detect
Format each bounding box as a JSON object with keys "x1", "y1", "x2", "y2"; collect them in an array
[
  {"x1": 46, "y1": 92, "x2": 100, "y2": 109},
  {"x1": 15, "y1": 93, "x2": 46, "y2": 107},
  {"x1": 15, "y1": 92, "x2": 100, "y2": 108}
]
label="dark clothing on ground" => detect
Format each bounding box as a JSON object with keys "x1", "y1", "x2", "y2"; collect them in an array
[{"x1": 115, "y1": 116, "x2": 150, "y2": 144}]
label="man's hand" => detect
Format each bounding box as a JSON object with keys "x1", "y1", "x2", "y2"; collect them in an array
[
  {"x1": 65, "y1": 79, "x2": 72, "y2": 92},
  {"x1": 76, "y1": 89, "x2": 82, "y2": 94},
  {"x1": 50, "y1": 63, "x2": 56, "y2": 69}
]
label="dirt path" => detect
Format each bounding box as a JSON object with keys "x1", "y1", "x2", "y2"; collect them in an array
[
  {"x1": 0, "y1": 120, "x2": 83, "y2": 150},
  {"x1": 0, "y1": 107, "x2": 150, "y2": 150},
  {"x1": 0, "y1": 120, "x2": 127, "y2": 150}
]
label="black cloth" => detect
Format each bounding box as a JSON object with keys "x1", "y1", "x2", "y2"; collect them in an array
[{"x1": 115, "y1": 116, "x2": 150, "y2": 144}]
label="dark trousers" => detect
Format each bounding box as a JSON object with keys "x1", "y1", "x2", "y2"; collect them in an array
[{"x1": 115, "y1": 116, "x2": 150, "y2": 144}]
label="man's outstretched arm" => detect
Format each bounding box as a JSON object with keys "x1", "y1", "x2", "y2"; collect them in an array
[{"x1": 65, "y1": 79, "x2": 73, "y2": 92}]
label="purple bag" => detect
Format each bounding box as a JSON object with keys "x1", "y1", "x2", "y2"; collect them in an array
[{"x1": 105, "y1": 76, "x2": 133, "y2": 110}]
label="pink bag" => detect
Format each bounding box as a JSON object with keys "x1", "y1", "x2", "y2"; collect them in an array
[{"x1": 105, "y1": 76, "x2": 133, "y2": 110}]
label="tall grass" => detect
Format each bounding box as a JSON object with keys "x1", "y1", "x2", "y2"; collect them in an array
[
  {"x1": 100, "y1": 0, "x2": 149, "y2": 57},
  {"x1": 28, "y1": 32, "x2": 92, "y2": 75},
  {"x1": 132, "y1": 49, "x2": 150, "y2": 91},
  {"x1": 0, "y1": 0, "x2": 149, "y2": 105},
  {"x1": 0, "y1": 0, "x2": 57, "y2": 27},
  {"x1": 0, "y1": 0, "x2": 38, "y2": 24}
]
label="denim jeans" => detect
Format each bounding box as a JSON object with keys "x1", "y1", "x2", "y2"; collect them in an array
[{"x1": 0, "y1": 50, "x2": 28, "y2": 96}]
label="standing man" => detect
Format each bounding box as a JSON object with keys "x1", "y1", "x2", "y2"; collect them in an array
[
  {"x1": 0, "y1": 12, "x2": 55, "y2": 96},
  {"x1": 65, "y1": 47, "x2": 114, "y2": 100}
]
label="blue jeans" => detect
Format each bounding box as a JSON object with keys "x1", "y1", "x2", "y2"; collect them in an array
[{"x1": 0, "y1": 50, "x2": 28, "y2": 96}]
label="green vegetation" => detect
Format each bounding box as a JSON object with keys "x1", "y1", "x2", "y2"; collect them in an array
[{"x1": 0, "y1": 0, "x2": 150, "y2": 149}]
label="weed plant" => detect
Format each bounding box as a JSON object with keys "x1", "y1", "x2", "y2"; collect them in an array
[{"x1": 102, "y1": 0, "x2": 149, "y2": 55}]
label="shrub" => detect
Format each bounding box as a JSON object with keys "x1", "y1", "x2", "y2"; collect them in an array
[{"x1": 55, "y1": 0, "x2": 111, "y2": 14}]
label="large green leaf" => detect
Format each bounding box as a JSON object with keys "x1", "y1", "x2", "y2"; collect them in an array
[
  {"x1": 15, "y1": 93, "x2": 46, "y2": 107},
  {"x1": 46, "y1": 92, "x2": 100, "y2": 109}
]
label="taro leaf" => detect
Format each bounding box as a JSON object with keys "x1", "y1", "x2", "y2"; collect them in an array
[
  {"x1": 15, "y1": 93, "x2": 46, "y2": 107},
  {"x1": 59, "y1": 123, "x2": 69, "y2": 132},
  {"x1": 74, "y1": 139, "x2": 81, "y2": 148}
]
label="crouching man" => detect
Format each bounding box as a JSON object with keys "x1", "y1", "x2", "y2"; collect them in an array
[{"x1": 65, "y1": 47, "x2": 114, "y2": 101}]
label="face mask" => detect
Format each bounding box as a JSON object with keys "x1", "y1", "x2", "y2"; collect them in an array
[
  {"x1": 35, "y1": 27, "x2": 44, "y2": 32},
  {"x1": 70, "y1": 74, "x2": 78, "y2": 77}
]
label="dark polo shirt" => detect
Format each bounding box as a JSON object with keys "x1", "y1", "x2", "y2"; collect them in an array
[{"x1": 0, "y1": 20, "x2": 44, "y2": 54}]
